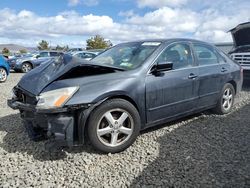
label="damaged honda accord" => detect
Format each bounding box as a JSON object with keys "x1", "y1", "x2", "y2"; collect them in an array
[{"x1": 8, "y1": 39, "x2": 242, "y2": 153}]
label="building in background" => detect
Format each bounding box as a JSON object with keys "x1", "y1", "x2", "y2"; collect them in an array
[{"x1": 215, "y1": 42, "x2": 233, "y2": 54}]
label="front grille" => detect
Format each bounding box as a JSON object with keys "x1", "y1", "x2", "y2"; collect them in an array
[
  {"x1": 14, "y1": 87, "x2": 37, "y2": 105},
  {"x1": 231, "y1": 53, "x2": 250, "y2": 65}
]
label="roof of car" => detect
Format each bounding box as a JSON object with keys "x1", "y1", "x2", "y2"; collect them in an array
[
  {"x1": 72, "y1": 51, "x2": 98, "y2": 55},
  {"x1": 39, "y1": 50, "x2": 64, "y2": 53},
  {"x1": 121, "y1": 38, "x2": 210, "y2": 44}
]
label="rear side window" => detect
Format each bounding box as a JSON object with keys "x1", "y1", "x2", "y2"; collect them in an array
[
  {"x1": 39, "y1": 52, "x2": 49, "y2": 57},
  {"x1": 193, "y1": 44, "x2": 218, "y2": 66},
  {"x1": 50, "y1": 52, "x2": 60, "y2": 57}
]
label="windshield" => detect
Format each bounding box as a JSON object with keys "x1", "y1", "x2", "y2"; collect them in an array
[{"x1": 91, "y1": 42, "x2": 161, "y2": 70}]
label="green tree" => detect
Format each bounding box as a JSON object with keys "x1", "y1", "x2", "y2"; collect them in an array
[
  {"x1": 55, "y1": 45, "x2": 69, "y2": 52},
  {"x1": 19, "y1": 49, "x2": 27, "y2": 54},
  {"x1": 86, "y1": 35, "x2": 112, "y2": 50},
  {"x1": 55, "y1": 45, "x2": 64, "y2": 51},
  {"x1": 37, "y1": 40, "x2": 50, "y2": 50},
  {"x1": 2, "y1": 47, "x2": 10, "y2": 55}
]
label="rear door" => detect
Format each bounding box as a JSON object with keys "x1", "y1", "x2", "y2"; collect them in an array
[
  {"x1": 146, "y1": 42, "x2": 199, "y2": 123},
  {"x1": 193, "y1": 43, "x2": 222, "y2": 108}
]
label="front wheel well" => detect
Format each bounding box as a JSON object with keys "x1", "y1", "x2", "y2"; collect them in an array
[
  {"x1": 22, "y1": 61, "x2": 33, "y2": 68},
  {"x1": 0, "y1": 66, "x2": 7, "y2": 72},
  {"x1": 82, "y1": 95, "x2": 140, "y2": 143},
  {"x1": 107, "y1": 95, "x2": 139, "y2": 112}
]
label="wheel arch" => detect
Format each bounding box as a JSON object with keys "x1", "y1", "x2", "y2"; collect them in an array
[
  {"x1": 22, "y1": 61, "x2": 33, "y2": 68},
  {"x1": 0, "y1": 66, "x2": 7, "y2": 74},
  {"x1": 80, "y1": 94, "x2": 141, "y2": 144}
]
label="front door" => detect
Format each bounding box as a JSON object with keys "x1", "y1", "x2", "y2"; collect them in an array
[{"x1": 146, "y1": 42, "x2": 199, "y2": 123}]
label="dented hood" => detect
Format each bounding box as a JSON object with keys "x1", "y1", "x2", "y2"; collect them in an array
[
  {"x1": 230, "y1": 22, "x2": 250, "y2": 47},
  {"x1": 18, "y1": 55, "x2": 82, "y2": 95},
  {"x1": 18, "y1": 55, "x2": 125, "y2": 96}
]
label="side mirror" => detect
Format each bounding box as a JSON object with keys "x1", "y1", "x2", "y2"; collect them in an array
[
  {"x1": 151, "y1": 61, "x2": 173, "y2": 75},
  {"x1": 36, "y1": 55, "x2": 40, "y2": 59}
]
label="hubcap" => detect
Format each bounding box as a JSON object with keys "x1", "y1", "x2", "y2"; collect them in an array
[
  {"x1": 22, "y1": 64, "x2": 31, "y2": 72},
  {"x1": 97, "y1": 108, "x2": 134, "y2": 147},
  {"x1": 0, "y1": 68, "x2": 7, "y2": 82},
  {"x1": 222, "y1": 88, "x2": 233, "y2": 111}
]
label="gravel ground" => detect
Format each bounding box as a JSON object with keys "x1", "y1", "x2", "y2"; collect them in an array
[{"x1": 0, "y1": 73, "x2": 249, "y2": 187}]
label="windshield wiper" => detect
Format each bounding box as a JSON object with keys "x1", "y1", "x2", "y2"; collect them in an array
[{"x1": 81, "y1": 63, "x2": 126, "y2": 71}]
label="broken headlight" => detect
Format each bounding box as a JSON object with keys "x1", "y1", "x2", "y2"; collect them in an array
[{"x1": 37, "y1": 86, "x2": 79, "y2": 109}]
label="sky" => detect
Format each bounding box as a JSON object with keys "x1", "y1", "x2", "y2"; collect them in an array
[{"x1": 0, "y1": 0, "x2": 249, "y2": 48}]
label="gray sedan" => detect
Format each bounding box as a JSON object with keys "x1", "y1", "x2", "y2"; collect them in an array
[{"x1": 8, "y1": 39, "x2": 242, "y2": 153}]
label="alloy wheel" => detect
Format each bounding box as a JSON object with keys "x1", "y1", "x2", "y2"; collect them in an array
[
  {"x1": 96, "y1": 108, "x2": 134, "y2": 147},
  {"x1": 22, "y1": 63, "x2": 32, "y2": 73},
  {"x1": 222, "y1": 88, "x2": 233, "y2": 111},
  {"x1": 0, "y1": 68, "x2": 7, "y2": 82}
]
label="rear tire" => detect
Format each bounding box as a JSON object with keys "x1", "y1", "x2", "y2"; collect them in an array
[
  {"x1": 0, "y1": 68, "x2": 7, "y2": 82},
  {"x1": 87, "y1": 99, "x2": 141, "y2": 153},
  {"x1": 21, "y1": 62, "x2": 32, "y2": 73},
  {"x1": 213, "y1": 83, "x2": 235, "y2": 114}
]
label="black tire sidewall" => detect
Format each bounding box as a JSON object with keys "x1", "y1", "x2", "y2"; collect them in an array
[{"x1": 87, "y1": 99, "x2": 141, "y2": 153}]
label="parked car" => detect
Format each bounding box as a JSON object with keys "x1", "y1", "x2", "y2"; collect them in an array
[
  {"x1": 9, "y1": 51, "x2": 64, "y2": 73},
  {"x1": 87, "y1": 49, "x2": 106, "y2": 55},
  {"x1": 67, "y1": 48, "x2": 83, "y2": 54},
  {"x1": 0, "y1": 55, "x2": 10, "y2": 82},
  {"x1": 8, "y1": 39, "x2": 242, "y2": 153},
  {"x1": 229, "y1": 22, "x2": 250, "y2": 80},
  {"x1": 72, "y1": 51, "x2": 98, "y2": 60}
]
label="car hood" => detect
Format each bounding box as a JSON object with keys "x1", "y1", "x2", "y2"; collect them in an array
[
  {"x1": 230, "y1": 22, "x2": 250, "y2": 47},
  {"x1": 18, "y1": 55, "x2": 128, "y2": 96}
]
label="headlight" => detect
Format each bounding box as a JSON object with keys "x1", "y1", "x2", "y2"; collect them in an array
[{"x1": 37, "y1": 87, "x2": 79, "y2": 109}]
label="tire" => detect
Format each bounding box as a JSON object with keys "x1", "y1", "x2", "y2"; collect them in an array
[
  {"x1": 21, "y1": 62, "x2": 32, "y2": 73},
  {"x1": 0, "y1": 68, "x2": 7, "y2": 83},
  {"x1": 87, "y1": 99, "x2": 141, "y2": 153},
  {"x1": 213, "y1": 83, "x2": 235, "y2": 115}
]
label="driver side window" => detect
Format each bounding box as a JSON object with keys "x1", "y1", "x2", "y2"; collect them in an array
[{"x1": 156, "y1": 43, "x2": 193, "y2": 70}]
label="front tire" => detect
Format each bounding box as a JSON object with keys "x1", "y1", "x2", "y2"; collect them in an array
[
  {"x1": 213, "y1": 83, "x2": 235, "y2": 114},
  {"x1": 0, "y1": 68, "x2": 7, "y2": 83},
  {"x1": 87, "y1": 99, "x2": 141, "y2": 153}
]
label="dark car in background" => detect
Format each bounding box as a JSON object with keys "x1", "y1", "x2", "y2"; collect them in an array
[
  {"x1": 8, "y1": 39, "x2": 242, "y2": 153},
  {"x1": 9, "y1": 51, "x2": 64, "y2": 73},
  {"x1": 0, "y1": 55, "x2": 10, "y2": 82}
]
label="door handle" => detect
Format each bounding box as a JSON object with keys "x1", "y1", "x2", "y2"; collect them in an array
[
  {"x1": 221, "y1": 67, "x2": 227, "y2": 72},
  {"x1": 188, "y1": 73, "x2": 198, "y2": 79}
]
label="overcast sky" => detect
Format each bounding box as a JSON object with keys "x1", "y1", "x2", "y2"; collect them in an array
[{"x1": 0, "y1": 0, "x2": 249, "y2": 47}]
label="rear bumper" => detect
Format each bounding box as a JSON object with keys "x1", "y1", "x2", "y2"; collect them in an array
[{"x1": 7, "y1": 99, "x2": 89, "y2": 148}]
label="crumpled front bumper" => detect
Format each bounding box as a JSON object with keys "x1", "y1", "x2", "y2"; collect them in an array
[{"x1": 7, "y1": 99, "x2": 88, "y2": 148}]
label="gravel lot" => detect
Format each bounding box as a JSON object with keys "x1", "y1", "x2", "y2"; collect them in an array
[{"x1": 0, "y1": 73, "x2": 250, "y2": 187}]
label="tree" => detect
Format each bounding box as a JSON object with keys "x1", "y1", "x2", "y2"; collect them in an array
[
  {"x1": 2, "y1": 47, "x2": 10, "y2": 55},
  {"x1": 86, "y1": 35, "x2": 112, "y2": 50},
  {"x1": 55, "y1": 45, "x2": 64, "y2": 51},
  {"x1": 37, "y1": 40, "x2": 50, "y2": 50},
  {"x1": 19, "y1": 49, "x2": 27, "y2": 54}
]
